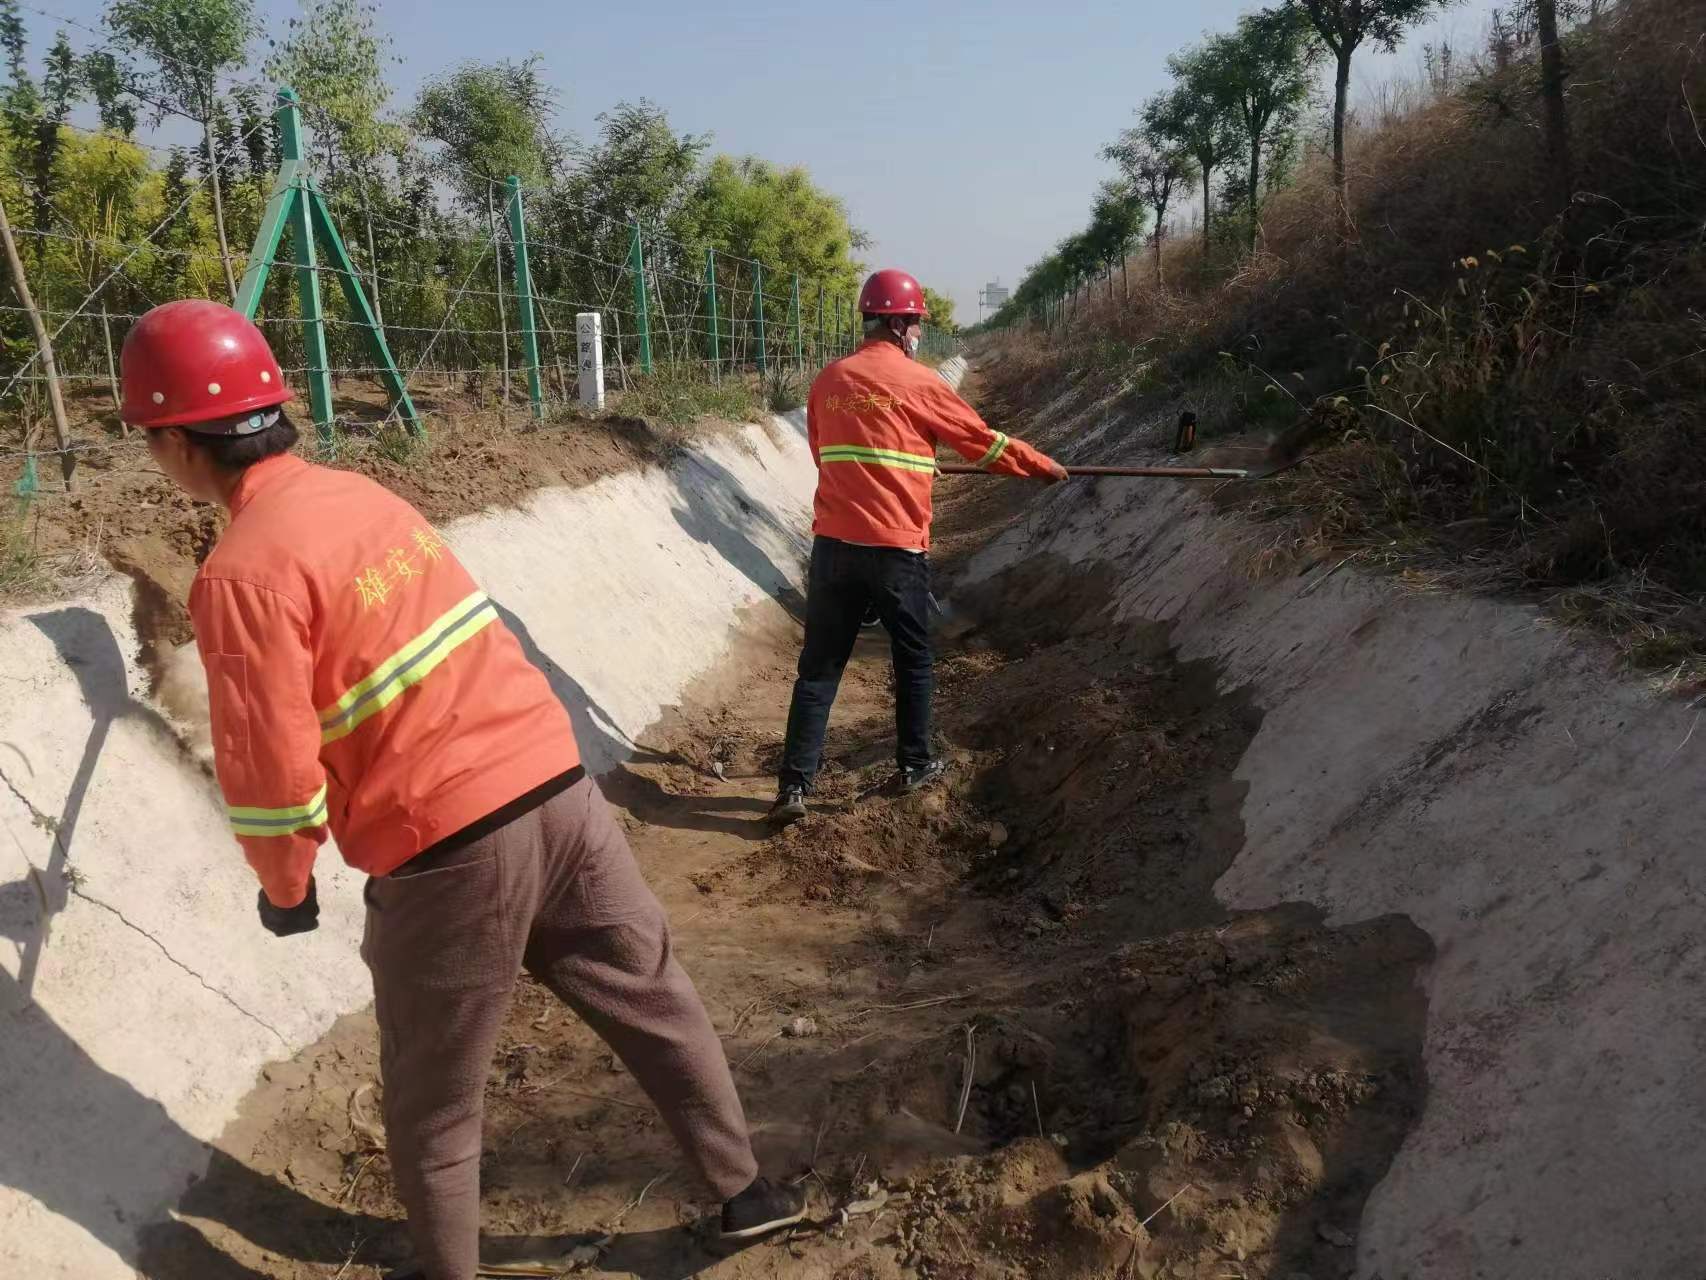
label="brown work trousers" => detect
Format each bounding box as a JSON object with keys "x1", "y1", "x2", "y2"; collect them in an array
[{"x1": 359, "y1": 775, "x2": 757, "y2": 1280}]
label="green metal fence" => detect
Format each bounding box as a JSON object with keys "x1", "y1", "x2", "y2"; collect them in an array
[{"x1": 1, "y1": 80, "x2": 881, "y2": 465}]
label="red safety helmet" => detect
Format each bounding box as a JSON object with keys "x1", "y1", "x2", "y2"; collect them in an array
[
  {"x1": 121, "y1": 299, "x2": 291, "y2": 431},
  {"x1": 857, "y1": 268, "x2": 930, "y2": 318}
]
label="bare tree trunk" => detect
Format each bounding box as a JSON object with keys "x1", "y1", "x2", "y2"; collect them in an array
[
  {"x1": 203, "y1": 96, "x2": 238, "y2": 303},
  {"x1": 1200, "y1": 166, "x2": 1213, "y2": 252},
  {"x1": 100, "y1": 305, "x2": 124, "y2": 427},
  {"x1": 0, "y1": 190, "x2": 75, "y2": 488},
  {"x1": 360, "y1": 177, "x2": 384, "y2": 327},
  {"x1": 1536, "y1": 0, "x2": 1572, "y2": 211},
  {"x1": 1154, "y1": 224, "x2": 1165, "y2": 287},
  {"x1": 485, "y1": 188, "x2": 510, "y2": 405},
  {"x1": 1248, "y1": 131, "x2": 1263, "y2": 253},
  {"x1": 1332, "y1": 48, "x2": 1353, "y2": 239}
]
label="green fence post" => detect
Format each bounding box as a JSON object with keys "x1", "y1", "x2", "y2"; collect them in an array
[
  {"x1": 628, "y1": 223, "x2": 652, "y2": 375},
  {"x1": 506, "y1": 177, "x2": 544, "y2": 422},
  {"x1": 238, "y1": 87, "x2": 418, "y2": 439},
  {"x1": 268, "y1": 89, "x2": 333, "y2": 444},
  {"x1": 235, "y1": 88, "x2": 300, "y2": 318},
  {"x1": 790, "y1": 272, "x2": 802, "y2": 372},
  {"x1": 705, "y1": 248, "x2": 720, "y2": 377},
  {"x1": 753, "y1": 259, "x2": 767, "y2": 376},
  {"x1": 307, "y1": 183, "x2": 420, "y2": 435}
]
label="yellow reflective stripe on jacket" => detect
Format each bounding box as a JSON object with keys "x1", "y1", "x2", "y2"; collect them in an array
[
  {"x1": 975, "y1": 432, "x2": 1010, "y2": 469},
  {"x1": 319, "y1": 591, "x2": 498, "y2": 745},
  {"x1": 819, "y1": 444, "x2": 937, "y2": 474},
  {"x1": 228, "y1": 783, "x2": 329, "y2": 838}
]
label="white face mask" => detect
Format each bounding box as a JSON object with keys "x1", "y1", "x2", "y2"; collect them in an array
[{"x1": 905, "y1": 333, "x2": 921, "y2": 358}]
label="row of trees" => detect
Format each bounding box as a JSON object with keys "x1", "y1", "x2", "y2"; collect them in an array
[
  {"x1": 995, "y1": 0, "x2": 1581, "y2": 325},
  {"x1": 0, "y1": 0, "x2": 879, "y2": 415}
]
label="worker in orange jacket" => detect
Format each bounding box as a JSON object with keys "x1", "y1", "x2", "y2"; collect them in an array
[
  {"x1": 769, "y1": 269, "x2": 1066, "y2": 825},
  {"x1": 122, "y1": 300, "x2": 805, "y2": 1280}
]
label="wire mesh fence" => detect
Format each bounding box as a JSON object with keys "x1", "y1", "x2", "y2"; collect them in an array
[{"x1": 0, "y1": 10, "x2": 965, "y2": 499}]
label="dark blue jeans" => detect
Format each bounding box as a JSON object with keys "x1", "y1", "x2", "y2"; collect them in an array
[{"x1": 779, "y1": 537, "x2": 933, "y2": 791}]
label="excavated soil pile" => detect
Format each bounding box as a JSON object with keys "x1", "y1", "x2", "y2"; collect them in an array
[{"x1": 14, "y1": 380, "x2": 752, "y2": 687}]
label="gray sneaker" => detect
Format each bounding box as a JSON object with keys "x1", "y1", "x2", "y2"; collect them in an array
[
  {"x1": 899, "y1": 760, "x2": 947, "y2": 793},
  {"x1": 767, "y1": 786, "x2": 807, "y2": 826},
  {"x1": 721, "y1": 1176, "x2": 809, "y2": 1240}
]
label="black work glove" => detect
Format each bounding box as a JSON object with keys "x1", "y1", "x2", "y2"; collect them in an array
[{"x1": 258, "y1": 877, "x2": 320, "y2": 937}]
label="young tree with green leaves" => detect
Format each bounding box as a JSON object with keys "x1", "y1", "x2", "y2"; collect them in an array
[
  {"x1": 686, "y1": 155, "x2": 865, "y2": 286},
  {"x1": 1105, "y1": 119, "x2": 1198, "y2": 286},
  {"x1": 1084, "y1": 179, "x2": 1147, "y2": 290},
  {"x1": 552, "y1": 100, "x2": 709, "y2": 272},
  {"x1": 0, "y1": 0, "x2": 41, "y2": 147},
  {"x1": 267, "y1": 0, "x2": 407, "y2": 319},
  {"x1": 24, "y1": 33, "x2": 79, "y2": 247},
  {"x1": 1286, "y1": 0, "x2": 1459, "y2": 235},
  {"x1": 105, "y1": 0, "x2": 256, "y2": 300},
  {"x1": 81, "y1": 51, "x2": 138, "y2": 136},
  {"x1": 921, "y1": 286, "x2": 956, "y2": 332},
  {"x1": 1144, "y1": 69, "x2": 1240, "y2": 255},
  {"x1": 413, "y1": 57, "x2": 562, "y2": 208},
  {"x1": 266, "y1": 0, "x2": 402, "y2": 175},
  {"x1": 1201, "y1": 6, "x2": 1319, "y2": 251}
]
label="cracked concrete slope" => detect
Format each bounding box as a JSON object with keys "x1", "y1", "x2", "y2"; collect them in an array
[{"x1": 0, "y1": 416, "x2": 816, "y2": 1279}]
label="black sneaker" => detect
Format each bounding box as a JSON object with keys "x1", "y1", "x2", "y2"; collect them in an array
[
  {"x1": 720, "y1": 1175, "x2": 808, "y2": 1240},
  {"x1": 861, "y1": 603, "x2": 883, "y2": 630},
  {"x1": 767, "y1": 787, "x2": 807, "y2": 826},
  {"x1": 900, "y1": 760, "x2": 947, "y2": 793}
]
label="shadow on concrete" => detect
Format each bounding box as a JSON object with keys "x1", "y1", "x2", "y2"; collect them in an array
[
  {"x1": 0, "y1": 964, "x2": 402, "y2": 1279},
  {"x1": 493, "y1": 600, "x2": 773, "y2": 843},
  {"x1": 0, "y1": 607, "x2": 409, "y2": 1277},
  {"x1": 667, "y1": 451, "x2": 808, "y2": 625},
  {"x1": 775, "y1": 406, "x2": 808, "y2": 441},
  {"x1": 1, "y1": 607, "x2": 183, "y2": 1000},
  {"x1": 490, "y1": 601, "x2": 677, "y2": 778}
]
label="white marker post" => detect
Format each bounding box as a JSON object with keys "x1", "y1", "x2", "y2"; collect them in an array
[{"x1": 575, "y1": 312, "x2": 605, "y2": 411}]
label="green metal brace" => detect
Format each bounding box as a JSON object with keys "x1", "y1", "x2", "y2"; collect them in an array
[
  {"x1": 628, "y1": 225, "x2": 653, "y2": 375},
  {"x1": 505, "y1": 177, "x2": 544, "y2": 422},
  {"x1": 237, "y1": 87, "x2": 420, "y2": 443}
]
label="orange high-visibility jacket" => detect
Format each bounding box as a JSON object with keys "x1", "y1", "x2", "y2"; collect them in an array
[
  {"x1": 189, "y1": 454, "x2": 580, "y2": 908},
  {"x1": 807, "y1": 340, "x2": 1058, "y2": 551}
]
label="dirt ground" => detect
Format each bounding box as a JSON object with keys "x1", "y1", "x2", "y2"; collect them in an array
[
  {"x1": 9, "y1": 377, "x2": 759, "y2": 686},
  {"x1": 126, "y1": 398, "x2": 1433, "y2": 1280}
]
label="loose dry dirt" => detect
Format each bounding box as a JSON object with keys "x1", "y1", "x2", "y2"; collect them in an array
[
  {"x1": 128, "y1": 425, "x2": 1432, "y2": 1280},
  {"x1": 10, "y1": 378, "x2": 758, "y2": 686}
]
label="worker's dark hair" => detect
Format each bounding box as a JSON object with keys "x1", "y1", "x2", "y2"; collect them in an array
[{"x1": 181, "y1": 409, "x2": 300, "y2": 470}]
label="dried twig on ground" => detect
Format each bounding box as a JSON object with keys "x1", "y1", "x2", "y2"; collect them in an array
[
  {"x1": 849, "y1": 990, "x2": 976, "y2": 1019},
  {"x1": 348, "y1": 1084, "x2": 387, "y2": 1150},
  {"x1": 954, "y1": 1024, "x2": 978, "y2": 1135},
  {"x1": 609, "y1": 1172, "x2": 668, "y2": 1232},
  {"x1": 736, "y1": 1029, "x2": 786, "y2": 1071},
  {"x1": 1140, "y1": 1184, "x2": 1194, "y2": 1231},
  {"x1": 339, "y1": 1153, "x2": 380, "y2": 1206}
]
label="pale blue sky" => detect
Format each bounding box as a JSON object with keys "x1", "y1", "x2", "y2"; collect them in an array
[{"x1": 30, "y1": 0, "x2": 1505, "y2": 316}]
